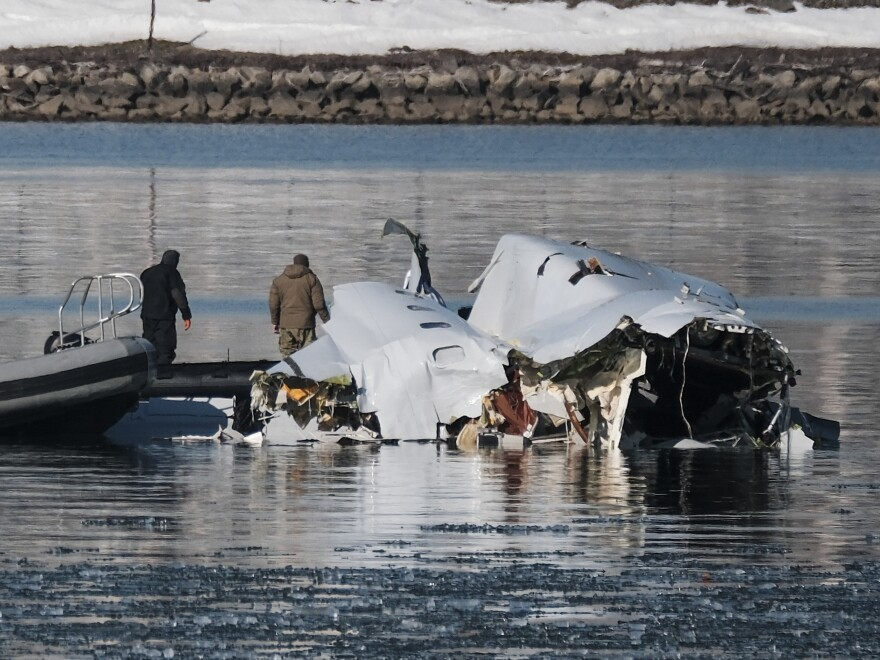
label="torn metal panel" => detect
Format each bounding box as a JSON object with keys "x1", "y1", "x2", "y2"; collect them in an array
[
  {"x1": 382, "y1": 218, "x2": 445, "y2": 306},
  {"x1": 582, "y1": 348, "x2": 647, "y2": 448}
]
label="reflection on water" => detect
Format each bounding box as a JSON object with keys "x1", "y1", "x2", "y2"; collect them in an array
[
  {"x1": 0, "y1": 438, "x2": 877, "y2": 572},
  {"x1": 0, "y1": 124, "x2": 878, "y2": 583},
  {"x1": 2, "y1": 166, "x2": 878, "y2": 303}
]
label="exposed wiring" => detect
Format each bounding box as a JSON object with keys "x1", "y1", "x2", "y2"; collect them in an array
[
  {"x1": 747, "y1": 332, "x2": 755, "y2": 401},
  {"x1": 680, "y1": 329, "x2": 693, "y2": 438}
]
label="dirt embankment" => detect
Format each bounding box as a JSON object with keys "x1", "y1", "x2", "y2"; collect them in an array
[{"x1": 5, "y1": 41, "x2": 880, "y2": 74}]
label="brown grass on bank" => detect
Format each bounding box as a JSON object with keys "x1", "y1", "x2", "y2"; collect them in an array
[{"x1": 2, "y1": 40, "x2": 880, "y2": 74}]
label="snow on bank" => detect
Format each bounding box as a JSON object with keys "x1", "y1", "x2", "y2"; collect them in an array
[{"x1": 1, "y1": 0, "x2": 879, "y2": 56}]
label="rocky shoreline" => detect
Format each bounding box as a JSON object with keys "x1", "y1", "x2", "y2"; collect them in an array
[{"x1": 1, "y1": 42, "x2": 879, "y2": 125}]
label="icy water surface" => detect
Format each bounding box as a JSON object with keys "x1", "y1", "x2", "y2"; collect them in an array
[{"x1": 0, "y1": 124, "x2": 879, "y2": 657}]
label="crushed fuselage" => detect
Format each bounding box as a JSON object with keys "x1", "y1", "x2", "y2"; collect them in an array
[{"x1": 252, "y1": 229, "x2": 830, "y2": 449}]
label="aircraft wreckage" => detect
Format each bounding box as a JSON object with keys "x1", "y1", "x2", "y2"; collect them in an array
[{"x1": 250, "y1": 221, "x2": 838, "y2": 450}]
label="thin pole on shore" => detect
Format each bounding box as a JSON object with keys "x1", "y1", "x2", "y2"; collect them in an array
[{"x1": 148, "y1": 0, "x2": 156, "y2": 56}]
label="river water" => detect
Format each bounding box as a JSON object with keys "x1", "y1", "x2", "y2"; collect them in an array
[{"x1": 0, "y1": 123, "x2": 879, "y2": 657}]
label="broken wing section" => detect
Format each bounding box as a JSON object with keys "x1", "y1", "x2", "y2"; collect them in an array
[{"x1": 254, "y1": 282, "x2": 509, "y2": 441}]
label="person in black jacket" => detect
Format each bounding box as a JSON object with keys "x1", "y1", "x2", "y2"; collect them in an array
[{"x1": 140, "y1": 249, "x2": 192, "y2": 365}]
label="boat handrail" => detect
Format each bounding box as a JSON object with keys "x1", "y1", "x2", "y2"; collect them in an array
[{"x1": 57, "y1": 273, "x2": 144, "y2": 347}]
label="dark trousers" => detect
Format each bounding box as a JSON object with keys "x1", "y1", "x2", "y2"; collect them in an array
[{"x1": 142, "y1": 318, "x2": 178, "y2": 365}]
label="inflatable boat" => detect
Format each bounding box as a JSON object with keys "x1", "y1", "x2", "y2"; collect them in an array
[
  {"x1": 0, "y1": 336, "x2": 156, "y2": 436},
  {"x1": 0, "y1": 273, "x2": 156, "y2": 438}
]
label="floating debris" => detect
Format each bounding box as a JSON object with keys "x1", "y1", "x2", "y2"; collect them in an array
[
  {"x1": 81, "y1": 516, "x2": 172, "y2": 530},
  {"x1": 420, "y1": 523, "x2": 570, "y2": 535}
]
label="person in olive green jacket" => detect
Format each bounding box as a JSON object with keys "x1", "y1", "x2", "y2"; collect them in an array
[{"x1": 269, "y1": 254, "x2": 330, "y2": 358}]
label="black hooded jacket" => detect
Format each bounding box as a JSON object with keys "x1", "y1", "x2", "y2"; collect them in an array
[{"x1": 140, "y1": 250, "x2": 192, "y2": 321}]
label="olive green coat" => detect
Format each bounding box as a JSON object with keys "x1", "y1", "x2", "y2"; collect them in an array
[{"x1": 269, "y1": 264, "x2": 330, "y2": 329}]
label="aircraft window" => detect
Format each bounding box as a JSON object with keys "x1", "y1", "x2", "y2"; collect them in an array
[
  {"x1": 420, "y1": 322, "x2": 451, "y2": 329},
  {"x1": 433, "y1": 345, "x2": 465, "y2": 367},
  {"x1": 407, "y1": 305, "x2": 433, "y2": 311}
]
